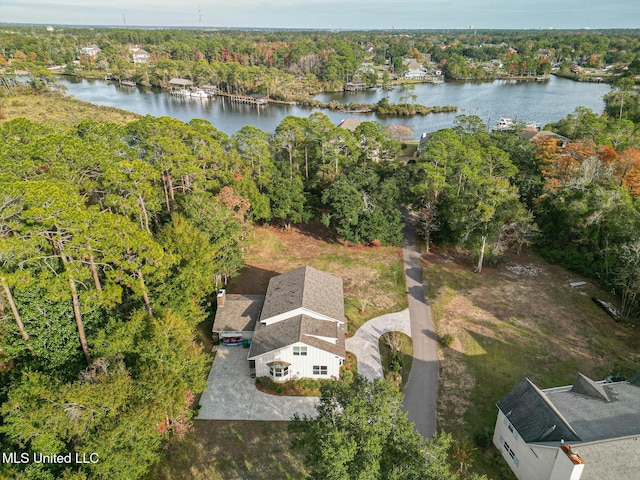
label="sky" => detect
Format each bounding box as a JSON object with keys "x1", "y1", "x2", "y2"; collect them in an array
[{"x1": 2, "y1": 0, "x2": 640, "y2": 30}]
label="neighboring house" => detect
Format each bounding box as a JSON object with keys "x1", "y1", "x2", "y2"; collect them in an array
[
  {"x1": 80, "y1": 45, "x2": 101, "y2": 59},
  {"x1": 130, "y1": 46, "x2": 150, "y2": 64},
  {"x1": 516, "y1": 130, "x2": 570, "y2": 148},
  {"x1": 338, "y1": 118, "x2": 363, "y2": 132},
  {"x1": 494, "y1": 374, "x2": 640, "y2": 480},
  {"x1": 248, "y1": 266, "x2": 346, "y2": 382}
]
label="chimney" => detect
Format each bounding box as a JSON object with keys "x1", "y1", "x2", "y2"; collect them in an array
[{"x1": 217, "y1": 289, "x2": 226, "y2": 307}]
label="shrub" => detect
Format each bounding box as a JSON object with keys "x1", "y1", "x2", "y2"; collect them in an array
[
  {"x1": 440, "y1": 333, "x2": 454, "y2": 347},
  {"x1": 474, "y1": 430, "x2": 493, "y2": 449}
]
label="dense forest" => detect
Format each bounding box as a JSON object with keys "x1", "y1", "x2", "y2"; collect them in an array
[
  {"x1": 2, "y1": 26, "x2": 640, "y2": 96},
  {"x1": 1, "y1": 25, "x2": 640, "y2": 479}
]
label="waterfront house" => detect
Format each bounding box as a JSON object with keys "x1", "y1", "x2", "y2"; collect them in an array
[
  {"x1": 130, "y1": 46, "x2": 150, "y2": 64},
  {"x1": 247, "y1": 266, "x2": 346, "y2": 382},
  {"x1": 494, "y1": 374, "x2": 640, "y2": 480},
  {"x1": 80, "y1": 45, "x2": 101, "y2": 60}
]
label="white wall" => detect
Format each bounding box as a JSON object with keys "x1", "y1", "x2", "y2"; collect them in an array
[
  {"x1": 254, "y1": 342, "x2": 343, "y2": 380},
  {"x1": 493, "y1": 410, "x2": 556, "y2": 480}
]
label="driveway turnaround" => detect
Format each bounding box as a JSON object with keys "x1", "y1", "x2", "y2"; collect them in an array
[
  {"x1": 197, "y1": 345, "x2": 319, "y2": 421},
  {"x1": 345, "y1": 309, "x2": 411, "y2": 381}
]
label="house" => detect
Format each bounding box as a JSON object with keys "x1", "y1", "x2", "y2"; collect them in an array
[
  {"x1": 516, "y1": 130, "x2": 570, "y2": 148},
  {"x1": 80, "y1": 45, "x2": 101, "y2": 59},
  {"x1": 130, "y1": 46, "x2": 149, "y2": 64},
  {"x1": 494, "y1": 374, "x2": 640, "y2": 480},
  {"x1": 338, "y1": 118, "x2": 362, "y2": 132},
  {"x1": 247, "y1": 266, "x2": 346, "y2": 382}
]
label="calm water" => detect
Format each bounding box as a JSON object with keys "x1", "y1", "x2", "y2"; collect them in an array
[{"x1": 59, "y1": 76, "x2": 611, "y2": 139}]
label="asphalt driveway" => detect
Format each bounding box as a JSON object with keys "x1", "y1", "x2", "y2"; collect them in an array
[{"x1": 197, "y1": 345, "x2": 319, "y2": 421}]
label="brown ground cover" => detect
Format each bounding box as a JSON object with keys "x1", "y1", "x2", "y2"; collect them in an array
[{"x1": 426, "y1": 247, "x2": 640, "y2": 478}]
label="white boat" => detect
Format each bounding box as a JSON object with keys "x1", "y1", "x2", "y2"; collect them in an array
[
  {"x1": 120, "y1": 80, "x2": 136, "y2": 87},
  {"x1": 492, "y1": 117, "x2": 514, "y2": 132},
  {"x1": 172, "y1": 88, "x2": 191, "y2": 96},
  {"x1": 190, "y1": 89, "x2": 209, "y2": 99}
]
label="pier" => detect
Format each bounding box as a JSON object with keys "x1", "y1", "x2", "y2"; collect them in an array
[{"x1": 217, "y1": 92, "x2": 268, "y2": 105}]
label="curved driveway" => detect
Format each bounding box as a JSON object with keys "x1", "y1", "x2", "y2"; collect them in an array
[
  {"x1": 400, "y1": 212, "x2": 439, "y2": 439},
  {"x1": 345, "y1": 309, "x2": 411, "y2": 381}
]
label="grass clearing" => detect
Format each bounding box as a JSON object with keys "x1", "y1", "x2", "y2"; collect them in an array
[
  {"x1": 0, "y1": 90, "x2": 139, "y2": 125},
  {"x1": 228, "y1": 222, "x2": 407, "y2": 335},
  {"x1": 153, "y1": 420, "x2": 306, "y2": 480},
  {"x1": 426, "y1": 248, "x2": 640, "y2": 479}
]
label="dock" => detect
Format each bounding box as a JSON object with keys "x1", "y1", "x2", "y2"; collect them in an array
[{"x1": 217, "y1": 92, "x2": 268, "y2": 105}]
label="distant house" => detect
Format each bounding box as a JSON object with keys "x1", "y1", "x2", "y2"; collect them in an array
[
  {"x1": 80, "y1": 45, "x2": 101, "y2": 60},
  {"x1": 494, "y1": 374, "x2": 640, "y2": 480},
  {"x1": 345, "y1": 81, "x2": 367, "y2": 91},
  {"x1": 130, "y1": 46, "x2": 150, "y2": 64},
  {"x1": 338, "y1": 118, "x2": 363, "y2": 132},
  {"x1": 247, "y1": 266, "x2": 346, "y2": 382},
  {"x1": 516, "y1": 130, "x2": 570, "y2": 148}
]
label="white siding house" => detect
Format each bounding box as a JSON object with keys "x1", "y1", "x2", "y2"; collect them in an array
[
  {"x1": 248, "y1": 266, "x2": 346, "y2": 382},
  {"x1": 494, "y1": 374, "x2": 640, "y2": 480}
]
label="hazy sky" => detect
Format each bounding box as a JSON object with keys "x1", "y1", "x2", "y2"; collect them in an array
[{"x1": 2, "y1": 0, "x2": 639, "y2": 30}]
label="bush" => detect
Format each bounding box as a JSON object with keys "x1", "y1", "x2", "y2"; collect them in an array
[
  {"x1": 474, "y1": 430, "x2": 493, "y2": 449},
  {"x1": 440, "y1": 333, "x2": 454, "y2": 347}
]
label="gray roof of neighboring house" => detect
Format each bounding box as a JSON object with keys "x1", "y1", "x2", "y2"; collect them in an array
[
  {"x1": 212, "y1": 294, "x2": 264, "y2": 332},
  {"x1": 248, "y1": 314, "x2": 346, "y2": 359},
  {"x1": 496, "y1": 378, "x2": 580, "y2": 443},
  {"x1": 498, "y1": 374, "x2": 640, "y2": 445},
  {"x1": 545, "y1": 378, "x2": 640, "y2": 442},
  {"x1": 259, "y1": 266, "x2": 345, "y2": 322}
]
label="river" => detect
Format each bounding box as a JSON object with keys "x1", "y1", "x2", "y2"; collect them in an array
[{"x1": 58, "y1": 76, "x2": 611, "y2": 139}]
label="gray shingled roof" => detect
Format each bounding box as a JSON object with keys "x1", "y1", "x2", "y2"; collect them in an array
[
  {"x1": 248, "y1": 314, "x2": 345, "y2": 359},
  {"x1": 212, "y1": 294, "x2": 264, "y2": 332},
  {"x1": 546, "y1": 380, "x2": 640, "y2": 442},
  {"x1": 259, "y1": 266, "x2": 345, "y2": 322},
  {"x1": 496, "y1": 378, "x2": 580, "y2": 443},
  {"x1": 571, "y1": 372, "x2": 610, "y2": 402}
]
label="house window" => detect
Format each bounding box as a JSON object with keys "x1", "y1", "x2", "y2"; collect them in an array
[
  {"x1": 269, "y1": 364, "x2": 289, "y2": 379},
  {"x1": 293, "y1": 346, "x2": 307, "y2": 356},
  {"x1": 501, "y1": 439, "x2": 519, "y2": 467},
  {"x1": 504, "y1": 417, "x2": 519, "y2": 440},
  {"x1": 313, "y1": 366, "x2": 328, "y2": 375}
]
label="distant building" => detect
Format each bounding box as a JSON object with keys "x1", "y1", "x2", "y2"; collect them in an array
[
  {"x1": 80, "y1": 45, "x2": 101, "y2": 59},
  {"x1": 337, "y1": 118, "x2": 362, "y2": 132},
  {"x1": 130, "y1": 46, "x2": 149, "y2": 64},
  {"x1": 494, "y1": 373, "x2": 640, "y2": 480}
]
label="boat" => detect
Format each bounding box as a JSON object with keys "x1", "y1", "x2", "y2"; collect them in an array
[
  {"x1": 190, "y1": 89, "x2": 209, "y2": 99},
  {"x1": 120, "y1": 80, "x2": 136, "y2": 87},
  {"x1": 171, "y1": 88, "x2": 191, "y2": 96},
  {"x1": 492, "y1": 117, "x2": 514, "y2": 132}
]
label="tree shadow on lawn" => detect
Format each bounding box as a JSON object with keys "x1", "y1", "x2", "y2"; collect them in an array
[
  {"x1": 227, "y1": 265, "x2": 281, "y2": 294},
  {"x1": 292, "y1": 219, "x2": 339, "y2": 244}
]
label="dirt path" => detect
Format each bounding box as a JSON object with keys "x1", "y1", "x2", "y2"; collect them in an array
[{"x1": 400, "y1": 211, "x2": 439, "y2": 439}]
